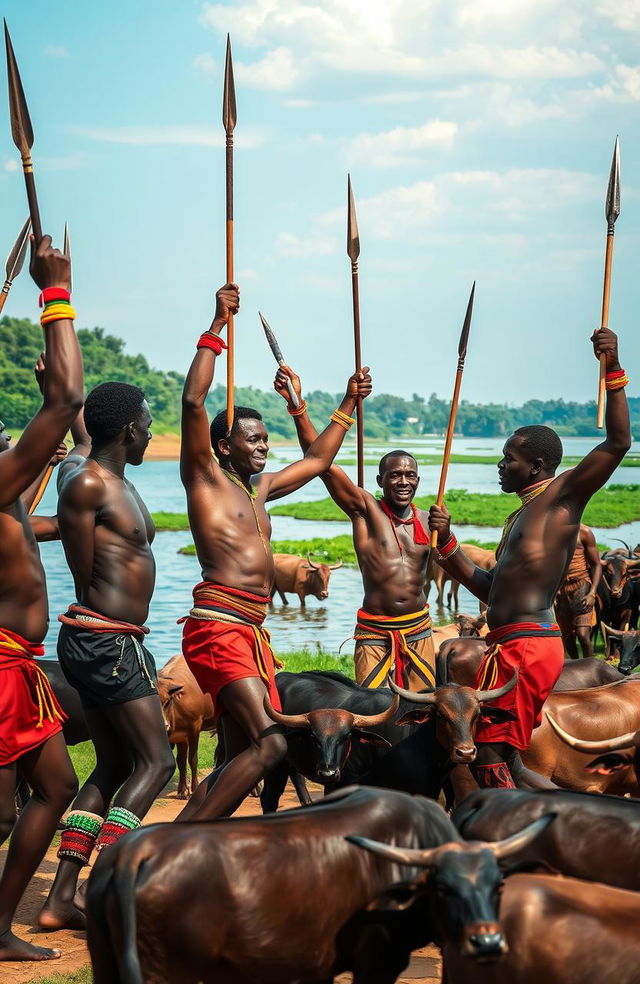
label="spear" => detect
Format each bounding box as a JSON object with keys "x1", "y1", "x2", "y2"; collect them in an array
[
  {"x1": 259, "y1": 311, "x2": 300, "y2": 408},
  {"x1": 63, "y1": 220, "x2": 71, "y2": 291},
  {"x1": 222, "y1": 34, "x2": 237, "y2": 433},
  {"x1": 4, "y1": 21, "x2": 42, "y2": 242},
  {"x1": 431, "y1": 283, "x2": 476, "y2": 549},
  {"x1": 0, "y1": 216, "x2": 31, "y2": 314},
  {"x1": 597, "y1": 136, "x2": 621, "y2": 429},
  {"x1": 347, "y1": 175, "x2": 364, "y2": 487}
]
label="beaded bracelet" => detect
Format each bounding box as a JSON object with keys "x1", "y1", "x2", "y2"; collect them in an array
[
  {"x1": 437, "y1": 533, "x2": 460, "y2": 561},
  {"x1": 39, "y1": 287, "x2": 70, "y2": 307},
  {"x1": 605, "y1": 368, "x2": 629, "y2": 392},
  {"x1": 40, "y1": 301, "x2": 76, "y2": 327},
  {"x1": 288, "y1": 399, "x2": 307, "y2": 417},
  {"x1": 197, "y1": 332, "x2": 228, "y2": 355},
  {"x1": 330, "y1": 408, "x2": 355, "y2": 431}
]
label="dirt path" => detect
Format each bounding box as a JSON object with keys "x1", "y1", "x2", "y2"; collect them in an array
[{"x1": 2, "y1": 785, "x2": 441, "y2": 984}]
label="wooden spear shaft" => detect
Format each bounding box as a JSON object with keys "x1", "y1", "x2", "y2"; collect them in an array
[
  {"x1": 597, "y1": 136, "x2": 620, "y2": 429},
  {"x1": 223, "y1": 35, "x2": 237, "y2": 434},
  {"x1": 347, "y1": 176, "x2": 364, "y2": 487}
]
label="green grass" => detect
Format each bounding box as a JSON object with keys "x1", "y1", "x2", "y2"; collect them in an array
[
  {"x1": 24, "y1": 968, "x2": 93, "y2": 984},
  {"x1": 334, "y1": 453, "x2": 640, "y2": 468},
  {"x1": 152, "y1": 511, "x2": 190, "y2": 531},
  {"x1": 179, "y1": 534, "x2": 357, "y2": 564},
  {"x1": 268, "y1": 485, "x2": 640, "y2": 529}
]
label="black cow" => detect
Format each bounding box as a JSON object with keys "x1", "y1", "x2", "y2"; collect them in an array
[
  {"x1": 260, "y1": 670, "x2": 515, "y2": 812},
  {"x1": 602, "y1": 625, "x2": 640, "y2": 675},
  {"x1": 454, "y1": 787, "x2": 640, "y2": 891},
  {"x1": 85, "y1": 785, "x2": 550, "y2": 984},
  {"x1": 597, "y1": 552, "x2": 640, "y2": 636}
]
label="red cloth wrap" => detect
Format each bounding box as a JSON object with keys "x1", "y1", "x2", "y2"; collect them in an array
[
  {"x1": 379, "y1": 501, "x2": 429, "y2": 544},
  {"x1": 474, "y1": 622, "x2": 564, "y2": 751},
  {"x1": 181, "y1": 583, "x2": 282, "y2": 720},
  {"x1": 0, "y1": 629, "x2": 66, "y2": 766}
]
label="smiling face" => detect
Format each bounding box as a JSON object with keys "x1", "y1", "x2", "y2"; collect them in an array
[
  {"x1": 0, "y1": 420, "x2": 11, "y2": 454},
  {"x1": 497, "y1": 435, "x2": 541, "y2": 495},
  {"x1": 220, "y1": 417, "x2": 269, "y2": 475},
  {"x1": 377, "y1": 454, "x2": 420, "y2": 509},
  {"x1": 126, "y1": 400, "x2": 153, "y2": 466}
]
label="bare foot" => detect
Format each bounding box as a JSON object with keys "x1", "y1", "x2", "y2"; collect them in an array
[
  {"x1": 39, "y1": 899, "x2": 86, "y2": 931},
  {"x1": 0, "y1": 930, "x2": 61, "y2": 961}
]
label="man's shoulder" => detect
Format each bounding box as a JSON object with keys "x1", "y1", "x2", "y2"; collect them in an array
[{"x1": 59, "y1": 460, "x2": 106, "y2": 503}]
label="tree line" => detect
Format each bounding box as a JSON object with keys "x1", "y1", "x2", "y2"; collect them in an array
[{"x1": 1, "y1": 317, "x2": 637, "y2": 439}]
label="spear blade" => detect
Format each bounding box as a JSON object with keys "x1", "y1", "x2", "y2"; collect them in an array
[
  {"x1": 4, "y1": 20, "x2": 33, "y2": 157},
  {"x1": 259, "y1": 311, "x2": 300, "y2": 408},
  {"x1": 605, "y1": 135, "x2": 620, "y2": 232},
  {"x1": 457, "y1": 281, "x2": 476, "y2": 362},
  {"x1": 347, "y1": 174, "x2": 360, "y2": 264},
  {"x1": 63, "y1": 221, "x2": 71, "y2": 291},
  {"x1": 222, "y1": 34, "x2": 237, "y2": 135},
  {"x1": 5, "y1": 216, "x2": 31, "y2": 282}
]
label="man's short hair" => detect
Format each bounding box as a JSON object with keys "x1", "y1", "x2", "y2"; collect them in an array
[
  {"x1": 84, "y1": 382, "x2": 145, "y2": 444},
  {"x1": 210, "y1": 407, "x2": 263, "y2": 459},
  {"x1": 378, "y1": 449, "x2": 417, "y2": 474},
  {"x1": 513, "y1": 425, "x2": 563, "y2": 472}
]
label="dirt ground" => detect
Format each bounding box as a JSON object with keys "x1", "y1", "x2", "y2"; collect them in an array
[{"x1": 1, "y1": 783, "x2": 441, "y2": 984}]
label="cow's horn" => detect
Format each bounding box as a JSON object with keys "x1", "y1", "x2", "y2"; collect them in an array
[
  {"x1": 263, "y1": 693, "x2": 310, "y2": 729},
  {"x1": 486, "y1": 814, "x2": 555, "y2": 860},
  {"x1": 346, "y1": 835, "x2": 438, "y2": 868},
  {"x1": 545, "y1": 711, "x2": 639, "y2": 753},
  {"x1": 306, "y1": 553, "x2": 320, "y2": 570},
  {"x1": 328, "y1": 559, "x2": 344, "y2": 571},
  {"x1": 475, "y1": 671, "x2": 518, "y2": 703},
  {"x1": 388, "y1": 676, "x2": 437, "y2": 705},
  {"x1": 627, "y1": 558, "x2": 640, "y2": 569},
  {"x1": 602, "y1": 622, "x2": 624, "y2": 638},
  {"x1": 352, "y1": 695, "x2": 400, "y2": 729}
]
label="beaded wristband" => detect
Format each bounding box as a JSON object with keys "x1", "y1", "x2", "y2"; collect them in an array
[
  {"x1": 39, "y1": 287, "x2": 70, "y2": 307},
  {"x1": 288, "y1": 399, "x2": 307, "y2": 417},
  {"x1": 40, "y1": 302, "x2": 76, "y2": 327},
  {"x1": 330, "y1": 408, "x2": 355, "y2": 430},
  {"x1": 605, "y1": 368, "x2": 629, "y2": 392},
  {"x1": 197, "y1": 332, "x2": 228, "y2": 355},
  {"x1": 437, "y1": 533, "x2": 460, "y2": 561}
]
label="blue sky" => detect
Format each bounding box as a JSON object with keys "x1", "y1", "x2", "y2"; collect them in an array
[{"x1": 2, "y1": 0, "x2": 639, "y2": 405}]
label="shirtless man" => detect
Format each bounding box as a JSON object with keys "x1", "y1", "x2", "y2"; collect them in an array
[
  {"x1": 556, "y1": 524, "x2": 601, "y2": 659},
  {"x1": 39, "y1": 382, "x2": 174, "y2": 930},
  {"x1": 429, "y1": 327, "x2": 630, "y2": 788},
  {"x1": 0, "y1": 236, "x2": 83, "y2": 962},
  {"x1": 276, "y1": 368, "x2": 435, "y2": 690},
  {"x1": 178, "y1": 284, "x2": 371, "y2": 821}
]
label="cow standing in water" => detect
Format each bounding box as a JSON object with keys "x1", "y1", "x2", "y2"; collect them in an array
[
  {"x1": 276, "y1": 368, "x2": 436, "y2": 692},
  {"x1": 272, "y1": 553, "x2": 343, "y2": 606}
]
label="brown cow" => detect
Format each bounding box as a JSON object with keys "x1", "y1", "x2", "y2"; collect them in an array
[
  {"x1": 522, "y1": 678, "x2": 640, "y2": 795},
  {"x1": 432, "y1": 612, "x2": 488, "y2": 655},
  {"x1": 272, "y1": 552, "x2": 343, "y2": 606},
  {"x1": 545, "y1": 713, "x2": 640, "y2": 786},
  {"x1": 443, "y1": 873, "x2": 640, "y2": 984},
  {"x1": 157, "y1": 655, "x2": 215, "y2": 799}
]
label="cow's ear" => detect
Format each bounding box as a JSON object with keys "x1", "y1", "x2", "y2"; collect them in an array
[
  {"x1": 480, "y1": 707, "x2": 518, "y2": 723},
  {"x1": 354, "y1": 730, "x2": 392, "y2": 748},
  {"x1": 366, "y1": 878, "x2": 425, "y2": 912},
  {"x1": 396, "y1": 709, "x2": 434, "y2": 726},
  {"x1": 585, "y1": 752, "x2": 634, "y2": 775}
]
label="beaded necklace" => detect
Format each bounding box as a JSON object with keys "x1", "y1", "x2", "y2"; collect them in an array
[
  {"x1": 221, "y1": 469, "x2": 270, "y2": 558},
  {"x1": 496, "y1": 478, "x2": 553, "y2": 561}
]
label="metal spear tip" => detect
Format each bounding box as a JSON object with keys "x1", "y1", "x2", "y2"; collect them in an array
[
  {"x1": 347, "y1": 173, "x2": 360, "y2": 263},
  {"x1": 4, "y1": 20, "x2": 34, "y2": 155},
  {"x1": 222, "y1": 34, "x2": 237, "y2": 134},
  {"x1": 258, "y1": 310, "x2": 272, "y2": 334},
  {"x1": 605, "y1": 135, "x2": 620, "y2": 228},
  {"x1": 5, "y1": 216, "x2": 31, "y2": 282},
  {"x1": 458, "y1": 281, "x2": 476, "y2": 360},
  {"x1": 63, "y1": 221, "x2": 71, "y2": 259}
]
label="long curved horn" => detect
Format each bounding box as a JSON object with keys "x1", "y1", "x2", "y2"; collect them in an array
[
  {"x1": 545, "y1": 711, "x2": 639, "y2": 753},
  {"x1": 611, "y1": 538, "x2": 632, "y2": 556},
  {"x1": 388, "y1": 676, "x2": 437, "y2": 705},
  {"x1": 263, "y1": 693, "x2": 311, "y2": 729},
  {"x1": 306, "y1": 553, "x2": 320, "y2": 570},
  {"x1": 328, "y1": 559, "x2": 344, "y2": 571},
  {"x1": 352, "y1": 695, "x2": 400, "y2": 729},
  {"x1": 475, "y1": 671, "x2": 518, "y2": 703},
  {"x1": 602, "y1": 622, "x2": 624, "y2": 638},
  {"x1": 627, "y1": 559, "x2": 640, "y2": 569},
  {"x1": 485, "y1": 815, "x2": 555, "y2": 859},
  {"x1": 346, "y1": 834, "x2": 438, "y2": 868}
]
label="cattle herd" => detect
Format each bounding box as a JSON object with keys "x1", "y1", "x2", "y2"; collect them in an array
[{"x1": 27, "y1": 537, "x2": 640, "y2": 982}]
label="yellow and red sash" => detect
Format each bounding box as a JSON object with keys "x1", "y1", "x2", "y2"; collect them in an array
[{"x1": 354, "y1": 607, "x2": 434, "y2": 688}]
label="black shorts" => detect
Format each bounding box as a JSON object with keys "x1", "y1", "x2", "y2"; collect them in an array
[{"x1": 57, "y1": 623, "x2": 158, "y2": 711}]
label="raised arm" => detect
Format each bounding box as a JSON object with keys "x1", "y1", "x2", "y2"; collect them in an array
[
  {"x1": 29, "y1": 515, "x2": 59, "y2": 542},
  {"x1": 428, "y1": 502, "x2": 494, "y2": 605},
  {"x1": 556, "y1": 328, "x2": 631, "y2": 510},
  {"x1": 273, "y1": 365, "x2": 369, "y2": 516},
  {"x1": 180, "y1": 284, "x2": 239, "y2": 485},
  {"x1": 0, "y1": 235, "x2": 83, "y2": 508},
  {"x1": 261, "y1": 367, "x2": 372, "y2": 501},
  {"x1": 21, "y1": 441, "x2": 67, "y2": 512}
]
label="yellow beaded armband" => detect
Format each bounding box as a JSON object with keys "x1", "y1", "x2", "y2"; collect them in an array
[
  {"x1": 330, "y1": 409, "x2": 355, "y2": 431},
  {"x1": 288, "y1": 400, "x2": 308, "y2": 417}
]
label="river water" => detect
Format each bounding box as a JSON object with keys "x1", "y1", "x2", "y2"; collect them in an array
[{"x1": 36, "y1": 438, "x2": 640, "y2": 665}]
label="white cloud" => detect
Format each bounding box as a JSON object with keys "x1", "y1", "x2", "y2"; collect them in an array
[
  {"x1": 275, "y1": 231, "x2": 337, "y2": 257},
  {"x1": 44, "y1": 45, "x2": 69, "y2": 58},
  {"x1": 193, "y1": 52, "x2": 216, "y2": 74},
  {"x1": 4, "y1": 159, "x2": 18, "y2": 172},
  {"x1": 346, "y1": 120, "x2": 457, "y2": 168},
  {"x1": 69, "y1": 125, "x2": 265, "y2": 149},
  {"x1": 234, "y1": 47, "x2": 301, "y2": 91},
  {"x1": 597, "y1": 0, "x2": 640, "y2": 33}
]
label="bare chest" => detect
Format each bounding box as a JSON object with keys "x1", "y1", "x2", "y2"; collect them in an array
[{"x1": 98, "y1": 484, "x2": 154, "y2": 547}]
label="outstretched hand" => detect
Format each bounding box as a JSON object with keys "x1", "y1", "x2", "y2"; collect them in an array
[
  {"x1": 346, "y1": 366, "x2": 372, "y2": 401},
  {"x1": 211, "y1": 283, "x2": 240, "y2": 332},
  {"x1": 273, "y1": 365, "x2": 302, "y2": 406},
  {"x1": 30, "y1": 235, "x2": 71, "y2": 292},
  {"x1": 591, "y1": 326, "x2": 621, "y2": 372},
  {"x1": 428, "y1": 502, "x2": 451, "y2": 546}
]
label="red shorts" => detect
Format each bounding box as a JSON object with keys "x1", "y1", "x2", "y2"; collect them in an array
[
  {"x1": 181, "y1": 617, "x2": 282, "y2": 720},
  {"x1": 0, "y1": 652, "x2": 66, "y2": 766},
  {"x1": 474, "y1": 622, "x2": 564, "y2": 751}
]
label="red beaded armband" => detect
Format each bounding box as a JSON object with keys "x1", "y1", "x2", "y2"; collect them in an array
[
  {"x1": 197, "y1": 333, "x2": 228, "y2": 355},
  {"x1": 437, "y1": 533, "x2": 460, "y2": 560},
  {"x1": 605, "y1": 368, "x2": 629, "y2": 392},
  {"x1": 39, "y1": 287, "x2": 71, "y2": 307}
]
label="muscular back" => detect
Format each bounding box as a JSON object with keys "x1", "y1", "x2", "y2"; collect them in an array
[
  {"x1": 0, "y1": 502, "x2": 49, "y2": 642},
  {"x1": 58, "y1": 459, "x2": 156, "y2": 625}
]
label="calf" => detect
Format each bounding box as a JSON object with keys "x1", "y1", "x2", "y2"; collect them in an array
[
  {"x1": 85, "y1": 786, "x2": 549, "y2": 984},
  {"x1": 157, "y1": 655, "x2": 215, "y2": 799},
  {"x1": 443, "y1": 874, "x2": 640, "y2": 984},
  {"x1": 272, "y1": 552, "x2": 342, "y2": 606}
]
